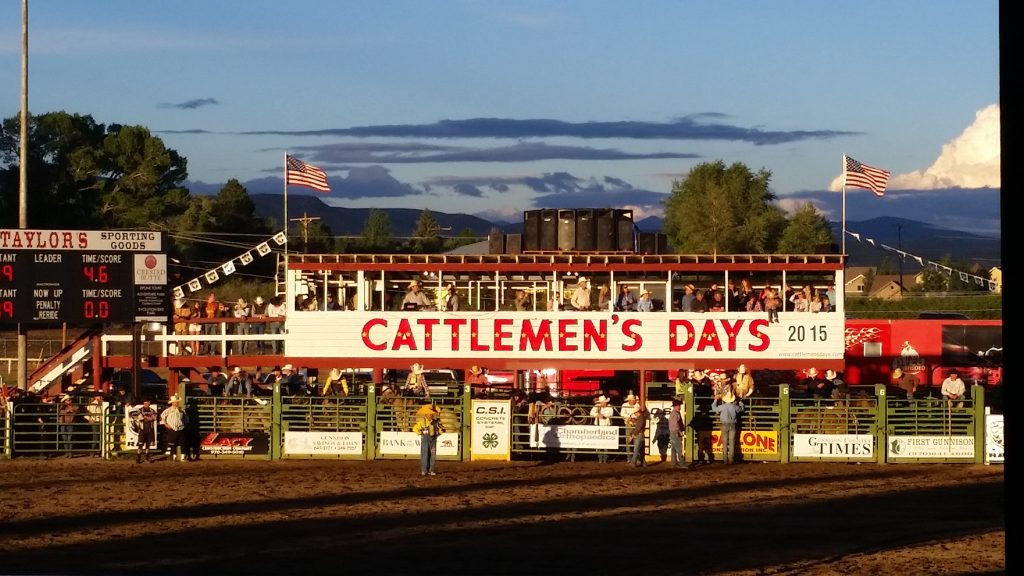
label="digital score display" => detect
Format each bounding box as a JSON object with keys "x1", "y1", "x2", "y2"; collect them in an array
[{"x1": 0, "y1": 229, "x2": 169, "y2": 324}]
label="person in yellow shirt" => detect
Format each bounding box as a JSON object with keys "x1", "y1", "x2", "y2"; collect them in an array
[{"x1": 413, "y1": 403, "x2": 445, "y2": 476}]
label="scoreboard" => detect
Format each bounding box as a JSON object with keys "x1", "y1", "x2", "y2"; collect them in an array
[{"x1": 0, "y1": 229, "x2": 170, "y2": 324}]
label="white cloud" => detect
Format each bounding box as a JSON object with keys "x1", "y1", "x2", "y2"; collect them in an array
[{"x1": 829, "y1": 103, "x2": 1000, "y2": 191}]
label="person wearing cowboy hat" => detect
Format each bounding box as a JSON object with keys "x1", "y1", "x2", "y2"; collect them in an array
[
  {"x1": 405, "y1": 363, "x2": 430, "y2": 399},
  {"x1": 160, "y1": 396, "x2": 189, "y2": 461},
  {"x1": 466, "y1": 365, "x2": 487, "y2": 395},
  {"x1": 891, "y1": 367, "x2": 919, "y2": 402},
  {"x1": 636, "y1": 288, "x2": 654, "y2": 312},
  {"x1": 278, "y1": 363, "x2": 307, "y2": 396},
  {"x1": 250, "y1": 295, "x2": 268, "y2": 354},
  {"x1": 570, "y1": 276, "x2": 592, "y2": 311},
  {"x1": 402, "y1": 279, "x2": 432, "y2": 311},
  {"x1": 941, "y1": 369, "x2": 966, "y2": 408},
  {"x1": 322, "y1": 368, "x2": 349, "y2": 397},
  {"x1": 412, "y1": 402, "x2": 445, "y2": 476},
  {"x1": 734, "y1": 364, "x2": 755, "y2": 398},
  {"x1": 711, "y1": 388, "x2": 745, "y2": 464},
  {"x1": 232, "y1": 297, "x2": 252, "y2": 355},
  {"x1": 57, "y1": 394, "x2": 79, "y2": 457},
  {"x1": 226, "y1": 366, "x2": 252, "y2": 397},
  {"x1": 620, "y1": 390, "x2": 640, "y2": 425},
  {"x1": 590, "y1": 395, "x2": 615, "y2": 463}
]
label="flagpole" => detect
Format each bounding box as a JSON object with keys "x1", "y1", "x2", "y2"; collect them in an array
[
  {"x1": 841, "y1": 154, "x2": 847, "y2": 256},
  {"x1": 283, "y1": 152, "x2": 288, "y2": 298}
]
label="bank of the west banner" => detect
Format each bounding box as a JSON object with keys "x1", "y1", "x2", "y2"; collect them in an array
[{"x1": 286, "y1": 311, "x2": 843, "y2": 361}]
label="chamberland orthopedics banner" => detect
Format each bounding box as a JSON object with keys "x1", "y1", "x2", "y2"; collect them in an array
[
  {"x1": 471, "y1": 399, "x2": 512, "y2": 461},
  {"x1": 529, "y1": 424, "x2": 620, "y2": 449},
  {"x1": 986, "y1": 414, "x2": 1004, "y2": 464},
  {"x1": 284, "y1": 431, "x2": 363, "y2": 456},
  {"x1": 123, "y1": 404, "x2": 159, "y2": 451},
  {"x1": 379, "y1": 431, "x2": 460, "y2": 456},
  {"x1": 792, "y1": 434, "x2": 875, "y2": 459},
  {"x1": 283, "y1": 310, "x2": 844, "y2": 362}
]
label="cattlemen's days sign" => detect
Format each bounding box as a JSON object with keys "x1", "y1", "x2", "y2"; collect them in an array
[{"x1": 285, "y1": 311, "x2": 844, "y2": 361}]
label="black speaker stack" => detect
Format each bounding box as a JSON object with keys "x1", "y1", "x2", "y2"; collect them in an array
[{"x1": 491, "y1": 208, "x2": 667, "y2": 255}]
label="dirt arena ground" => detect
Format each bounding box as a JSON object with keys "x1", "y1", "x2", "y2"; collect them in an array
[{"x1": 0, "y1": 457, "x2": 1005, "y2": 576}]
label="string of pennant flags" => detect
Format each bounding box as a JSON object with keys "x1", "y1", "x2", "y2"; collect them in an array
[
  {"x1": 172, "y1": 232, "x2": 288, "y2": 300},
  {"x1": 845, "y1": 230, "x2": 998, "y2": 291}
]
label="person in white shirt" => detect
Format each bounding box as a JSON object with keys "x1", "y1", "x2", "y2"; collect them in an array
[
  {"x1": 266, "y1": 296, "x2": 286, "y2": 354},
  {"x1": 941, "y1": 369, "x2": 966, "y2": 408},
  {"x1": 570, "y1": 277, "x2": 592, "y2": 310},
  {"x1": 590, "y1": 395, "x2": 615, "y2": 463}
]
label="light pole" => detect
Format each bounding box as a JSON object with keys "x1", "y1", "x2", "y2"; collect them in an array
[{"x1": 898, "y1": 224, "x2": 905, "y2": 293}]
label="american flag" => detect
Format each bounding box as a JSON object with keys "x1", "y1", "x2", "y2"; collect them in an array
[
  {"x1": 844, "y1": 156, "x2": 890, "y2": 197},
  {"x1": 286, "y1": 155, "x2": 331, "y2": 193}
]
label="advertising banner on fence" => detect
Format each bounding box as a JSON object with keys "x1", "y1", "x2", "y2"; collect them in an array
[
  {"x1": 471, "y1": 399, "x2": 512, "y2": 461},
  {"x1": 793, "y1": 434, "x2": 875, "y2": 459},
  {"x1": 284, "y1": 431, "x2": 363, "y2": 456},
  {"x1": 698, "y1": 429, "x2": 780, "y2": 458},
  {"x1": 529, "y1": 424, "x2": 620, "y2": 449},
  {"x1": 986, "y1": 414, "x2": 1004, "y2": 464},
  {"x1": 379, "y1": 432, "x2": 460, "y2": 456},
  {"x1": 886, "y1": 436, "x2": 975, "y2": 459},
  {"x1": 199, "y1": 432, "x2": 270, "y2": 456}
]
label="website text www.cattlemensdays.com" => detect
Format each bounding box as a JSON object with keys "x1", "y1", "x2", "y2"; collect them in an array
[{"x1": 778, "y1": 351, "x2": 839, "y2": 358}]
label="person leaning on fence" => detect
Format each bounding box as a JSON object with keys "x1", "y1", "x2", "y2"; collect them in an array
[
  {"x1": 405, "y1": 363, "x2": 430, "y2": 399},
  {"x1": 734, "y1": 364, "x2": 755, "y2": 399},
  {"x1": 941, "y1": 369, "x2": 966, "y2": 409},
  {"x1": 711, "y1": 390, "x2": 744, "y2": 465},
  {"x1": 413, "y1": 402, "x2": 445, "y2": 476},
  {"x1": 826, "y1": 369, "x2": 848, "y2": 403},
  {"x1": 892, "y1": 368, "x2": 919, "y2": 402},
  {"x1": 160, "y1": 396, "x2": 189, "y2": 462}
]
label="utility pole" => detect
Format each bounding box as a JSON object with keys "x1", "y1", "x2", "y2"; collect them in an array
[
  {"x1": 289, "y1": 212, "x2": 320, "y2": 251},
  {"x1": 17, "y1": 0, "x2": 29, "y2": 390}
]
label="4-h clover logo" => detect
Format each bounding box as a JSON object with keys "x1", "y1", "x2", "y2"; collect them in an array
[{"x1": 482, "y1": 433, "x2": 499, "y2": 449}]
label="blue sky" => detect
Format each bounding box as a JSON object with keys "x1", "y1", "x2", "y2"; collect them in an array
[{"x1": 0, "y1": 1, "x2": 1000, "y2": 234}]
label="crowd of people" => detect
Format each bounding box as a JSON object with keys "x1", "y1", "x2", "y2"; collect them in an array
[{"x1": 172, "y1": 293, "x2": 287, "y2": 356}]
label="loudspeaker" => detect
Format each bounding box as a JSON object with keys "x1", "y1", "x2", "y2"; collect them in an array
[
  {"x1": 488, "y1": 233, "x2": 505, "y2": 254},
  {"x1": 558, "y1": 209, "x2": 576, "y2": 251},
  {"x1": 615, "y1": 209, "x2": 635, "y2": 252},
  {"x1": 505, "y1": 233, "x2": 522, "y2": 255},
  {"x1": 523, "y1": 210, "x2": 541, "y2": 252},
  {"x1": 575, "y1": 208, "x2": 595, "y2": 251},
  {"x1": 637, "y1": 232, "x2": 669, "y2": 255},
  {"x1": 595, "y1": 208, "x2": 615, "y2": 251},
  {"x1": 539, "y1": 209, "x2": 558, "y2": 251}
]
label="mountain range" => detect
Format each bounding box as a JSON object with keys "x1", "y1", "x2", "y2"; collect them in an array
[{"x1": 251, "y1": 194, "x2": 1001, "y2": 269}]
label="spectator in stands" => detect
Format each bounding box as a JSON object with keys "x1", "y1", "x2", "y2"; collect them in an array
[
  {"x1": 597, "y1": 283, "x2": 612, "y2": 311},
  {"x1": 202, "y1": 293, "x2": 220, "y2": 355},
  {"x1": 250, "y1": 296, "x2": 268, "y2": 353},
  {"x1": 590, "y1": 395, "x2": 614, "y2": 463},
  {"x1": 402, "y1": 280, "x2": 432, "y2": 311},
  {"x1": 133, "y1": 399, "x2": 158, "y2": 464},
  {"x1": 941, "y1": 369, "x2": 966, "y2": 408},
  {"x1": 233, "y1": 298, "x2": 251, "y2": 355},
  {"x1": 708, "y1": 289, "x2": 724, "y2": 311},
  {"x1": 711, "y1": 389, "x2": 744, "y2": 465},
  {"x1": 160, "y1": 396, "x2": 188, "y2": 461},
  {"x1": 783, "y1": 283, "x2": 796, "y2": 312},
  {"x1": 615, "y1": 284, "x2": 637, "y2": 312},
  {"x1": 57, "y1": 395, "x2": 79, "y2": 457},
  {"x1": 679, "y1": 284, "x2": 696, "y2": 312},
  {"x1": 668, "y1": 399, "x2": 686, "y2": 469},
  {"x1": 726, "y1": 279, "x2": 741, "y2": 311},
  {"x1": 441, "y1": 282, "x2": 460, "y2": 311},
  {"x1": 692, "y1": 289, "x2": 708, "y2": 311},
  {"x1": 892, "y1": 368, "x2": 919, "y2": 402},
  {"x1": 172, "y1": 298, "x2": 191, "y2": 345},
  {"x1": 413, "y1": 402, "x2": 445, "y2": 476},
  {"x1": 626, "y1": 401, "x2": 649, "y2": 467},
  {"x1": 514, "y1": 289, "x2": 530, "y2": 311},
  {"x1": 790, "y1": 289, "x2": 809, "y2": 313},
  {"x1": 325, "y1": 293, "x2": 340, "y2": 311},
  {"x1": 764, "y1": 286, "x2": 781, "y2": 323},
  {"x1": 820, "y1": 293, "x2": 832, "y2": 313},
  {"x1": 188, "y1": 301, "x2": 203, "y2": 356},
  {"x1": 267, "y1": 296, "x2": 286, "y2": 354},
  {"x1": 636, "y1": 289, "x2": 654, "y2": 312},
  {"x1": 570, "y1": 277, "x2": 592, "y2": 311}
]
